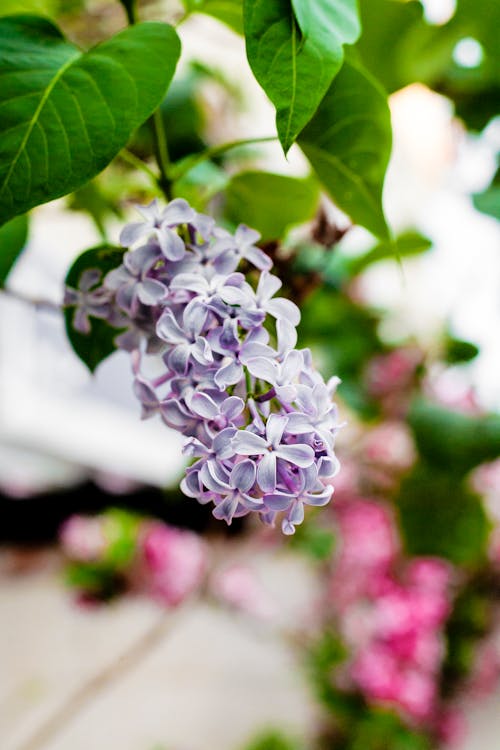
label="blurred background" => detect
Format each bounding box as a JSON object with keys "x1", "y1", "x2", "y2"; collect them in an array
[{"x1": 1, "y1": 1, "x2": 500, "y2": 749}]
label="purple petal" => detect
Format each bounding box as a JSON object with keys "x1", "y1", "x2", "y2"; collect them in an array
[
  {"x1": 266, "y1": 414, "x2": 288, "y2": 447},
  {"x1": 168, "y1": 344, "x2": 191, "y2": 375},
  {"x1": 235, "y1": 224, "x2": 261, "y2": 246},
  {"x1": 257, "y1": 271, "x2": 281, "y2": 302},
  {"x1": 286, "y1": 413, "x2": 315, "y2": 434},
  {"x1": 213, "y1": 495, "x2": 239, "y2": 525},
  {"x1": 119, "y1": 222, "x2": 148, "y2": 247},
  {"x1": 137, "y1": 279, "x2": 167, "y2": 305},
  {"x1": 221, "y1": 396, "x2": 245, "y2": 421},
  {"x1": 192, "y1": 337, "x2": 214, "y2": 365},
  {"x1": 213, "y1": 427, "x2": 237, "y2": 459},
  {"x1": 156, "y1": 310, "x2": 186, "y2": 343},
  {"x1": 275, "y1": 443, "x2": 314, "y2": 467},
  {"x1": 245, "y1": 357, "x2": 277, "y2": 384},
  {"x1": 160, "y1": 399, "x2": 191, "y2": 429},
  {"x1": 263, "y1": 491, "x2": 293, "y2": 511},
  {"x1": 158, "y1": 228, "x2": 186, "y2": 261},
  {"x1": 257, "y1": 452, "x2": 277, "y2": 493},
  {"x1": 214, "y1": 361, "x2": 243, "y2": 390},
  {"x1": 232, "y1": 430, "x2": 268, "y2": 455},
  {"x1": 243, "y1": 244, "x2": 273, "y2": 270},
  {"x1": 304, "y1": 485, "x2": 333, "y2": 507},
  {"x1": 161, "y1": 198, "x2": 196, "y2": 226},
  {"x1": 281, "y1": 350, "x2": 303, "y2": 383},
  {"x1": 276, "y1": 319, "x2": 297, "y2": 354},
  {"x1": 266, "y1": 298, "x2": 300, "y2": 326},
  {"x1": 230, "y1": 460, "x2": 256, "y2": 493},
  {"x1": 190, "y1": 391, "x2": 219, "y2": 419}
]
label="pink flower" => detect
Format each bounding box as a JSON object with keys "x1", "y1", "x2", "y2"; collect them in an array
[
  {"x1": 351, "y1": 645, "x2": 403, "y2": 702},
  {"x1": 405, "y1": 558, "x2": 453, "y2": 593},
  {"x1": 363, "y1": 421, "x2": 416, "y2": 471},
  {"x1": 335, "y1": 498, "x2": 399, "y2": 575},
  {"x1": 437, "y1": 708, "x2": 467, "y2": 747},
  {"x1": 140, "y1": 522, "x2": 207, "y2": 606},
  {"x1": 60, "y1": 515, "x2": 107, "y2": 563},
  {"x1": 396, "y1": 668, "x2": 437, "y2": 722}
]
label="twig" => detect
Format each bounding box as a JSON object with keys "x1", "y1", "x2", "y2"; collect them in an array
[
  {"x1": 1, "y1": 287, "x2": 61, "y2": 313},
  {"x1": 15, "y1": 610, "x2": 178, "y2": 750}
]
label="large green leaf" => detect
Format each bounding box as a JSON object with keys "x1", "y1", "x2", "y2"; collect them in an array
[
  {"x1": 397, "y1": 465, "x2": 490, "y2": 566},
  {"x1": 64, "y1": 244, "x2": 124, "y2": 372},
  {"x1": 0, "y1": 16, "x2": 181, "y2": 226},
  {"x1": 224, "y1": 171, "x2": 320, "y2": 240},
  {"x1": 0, "y1": 213, "x2": 28, "y2": 284},
  {"x1": 408, "y1": 398, "x2": 500, "y2": 475},
  {"x1": 243, "y1": 0, "x2": 359, "y2": 153},
  {"x1": 298, "y1": 57, "x2": 392, "y2": 239}
]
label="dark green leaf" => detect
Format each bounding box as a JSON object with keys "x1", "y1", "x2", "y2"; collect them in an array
[
  {"x1": 0, "y1": 213, "x2": 28, "y2": 284},
  {"x1": 244, "y1": 0, "x2": 359, "y2": 153},
  {"x1": 298, "y1": 58, "x2": 392, "y2": 239},
  {"x1": 64, "y1": 244, "x2": 124, "y2": 372},
  {"x1": 0, "y1": 16, "x2": 181, "y2": 226},
  {"x1": 224, "y1": 171, "x2": 320, "y2": 240},
  {"x1": 397, "y1": 464, "x2": 490, "y2": 566},
  {"x1": 443, "y1": 334, "x2": 479, "y2": 364},
  {"x1": 408, "y1": 398, "x2": 500, "y2": 474}
]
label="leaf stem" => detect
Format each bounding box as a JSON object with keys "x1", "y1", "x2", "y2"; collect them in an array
[
  {"x1": 151, "y1": 109, "x2": 173, "y2": 200},
  {"x1": 170, "y1": 136, "x2": 279, "y2": 181},
  {"x1": 119, "y1": 148, "x2": 161, "y2": 188},
  {"x1": 121, "y1": 0, "x2": 139, "y2": 25}
]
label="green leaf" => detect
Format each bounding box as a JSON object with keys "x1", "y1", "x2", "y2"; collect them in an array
[
  {"x1": 0, "y1": 213, "x2": 28, "y2": 284},
  {"x1": 298, "y1": 58, "x2": 392, "y2": 239},
  {"x1": 397, "y1": 464, "x2": 490, "y2": 566},
  {"x1": 473, "y1": 165, "x2": 500, "y2": 221},
  {"x1": 408, "y1": 398, "x2": 500, "y2": 475},
  {"x1": 0, "y1": 0, "x2": 58, "y2": 15},
  {"x1": 443, "y1": 334, "x2": 479, "y2": 364},
  {"x1": 0, "y1": 16, "x2": 181, "y2": 226},
  {"x1": 224, "y1": 171, "x2": 320, "y2": 240},
  {"x1": 188, "y1": 0, "x2": 244, "y2": 34},
  {"x1": 243, "y1": 0, "x2": 359, "y2": 153},
  {"x1": 64, "y1": 244, "x2": 124, "y2": 372}
]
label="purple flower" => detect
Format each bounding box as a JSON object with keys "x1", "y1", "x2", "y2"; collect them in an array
[
  {"x1": 232, "y1": 414, "x2": 315, "y2": 493},
  {"x1": 67, "y1": 198, "x2": 340, "y2": 534},
  {"x1": 64, "y1": 269, "x2": 111, "y2": 334}
]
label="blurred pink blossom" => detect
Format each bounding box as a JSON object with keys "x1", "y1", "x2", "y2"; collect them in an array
[
  {"x1": 363, "y1": 422, "x2": 416, "y2": 472},
  {"x1": 140, "y1": 521, "x2": 207, "y2": 606},
  {"x1": 60, "y1": 515, "x2": 107, "y2": 563}
]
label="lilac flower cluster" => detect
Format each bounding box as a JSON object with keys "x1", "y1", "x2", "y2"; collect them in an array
[{"x1": 66, "y1": 199, "x2": 340, "y2": 533}]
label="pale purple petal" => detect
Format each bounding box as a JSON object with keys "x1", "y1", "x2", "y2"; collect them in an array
[
  {"x1": 245, "y1": 357, "x2": 277, "y2": 384},
  {"x1": 230, "y1": 460, "x2": 256, "y2": 493},
  {"x1": 263, "y1": 492, "x2": 293, "y2": 511},
  {"x1": 277, "y1": 319, "x2": 298, "y2": 354},
  {"x1": 190, "y1": 392, "x2": 219, "y2": 419},
  {"x1": 214, "y1": 361, "x2": 243, "y2": 390},
  {"x1": 257, "y1": 271, "x2": 281, "y2": 301},
  {"x1": 243, "y1": 244, "x2": 273, "y2": 270},
  {"x1": 232, "y1": 430, "x2": 268, "y2": 455},
  {"x1": 257, "y1": 452, "x2": 277, "y2": 493},
  {"x1": 266, "y1": 298, "x2": 300, "y2": 326},
  {"x1": 304, "y1": 485, "x2": 333, "y2": 506},
  {"x1": 266, "y1": 414, "x2": 288, "y2": 447},
  {"x1": 119, "y1": 222, "x2": 148, "y2": 247},
  {"x1": 158, "y1": 228, "x2": 186, "y2": 261},
  {"x1": 235, "y1": 224, "x2": 261, "y2": 246},
  {"x1": 137, "y1": 279, "x2": 167, "y2": 305},
  {"x1": 161, "y1": 198, "x2": 196, "y2": 226},
  {"x1": 275, "y1": 443, "x2": 315, "y2": 467},
  {"x1": 281, "y1": 350, "x2": 303, "y2": 383},
  {"x1": 286, "y1": 413, "x2": 315, "y2": 434},
  {"x1": 156, "y1": 310, "x2": 186, "y2": 343},
  {"x1": 221, "y1": 396, "x2": 245, "y2": 421}
]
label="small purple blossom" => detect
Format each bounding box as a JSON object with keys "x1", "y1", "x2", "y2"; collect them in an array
[{"x1": 65, "y1": 199, "x2": 341, "y2": 533}]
